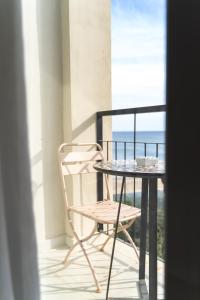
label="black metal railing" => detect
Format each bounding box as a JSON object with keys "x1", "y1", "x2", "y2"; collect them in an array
[
  {"x1": 96, "y1": 105, "x2": 166, "y2": 258},
  {"x1": 96, "y1": 105, "x2": 166, "y2": 193},
  {"x1": 100, "y1": 139, "x2": 165, "y2": 198}
]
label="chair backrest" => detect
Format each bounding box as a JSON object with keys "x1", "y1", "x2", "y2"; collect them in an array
[
  {"x1": 58, "y1": 143, "x2": 110, "y2": 209},
  {"x1": 58, "y1": 143, "x2": 104, "y2": 176}
]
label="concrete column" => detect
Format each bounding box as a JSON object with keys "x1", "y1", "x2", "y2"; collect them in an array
[
  {"x1": 22, "y1": 0, "x2": 111, "y2": 248},
  {"x1": 61, "y1": 0, "x2": 112, "y2": 245},
  {"x1": 22, "y1": 0, "x2": 65, "y2": 247}
]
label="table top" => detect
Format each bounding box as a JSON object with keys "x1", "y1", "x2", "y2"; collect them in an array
[{"x1": 94, "y1": 160, "x2": 165, "y2": 178}]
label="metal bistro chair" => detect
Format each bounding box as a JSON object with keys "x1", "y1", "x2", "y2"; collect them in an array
[{"x1": 58, "y1": 142, "x2": 141, "y2": 292}]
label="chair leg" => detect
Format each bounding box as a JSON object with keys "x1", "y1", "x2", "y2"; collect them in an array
[
  {"x1": 76, "y1": 238, "x2": 101, "y2": 293},
  {"x1": 99, "y1": 234, "x2": 112, "y2": 251},
  {"x1": 69, "y1": 223, "x2": 101, "y2": 293},
  {"x1": 63, "y1": 225, "x2": 96, "y2": 266},
  {"x1": 63, "y1": 241, "x2": 79, "y2": 266},
  {"x1": 65, "y1": 218, "x2": 100, "y2": 292},
  {"x1": 121, "y1": 225, "x2": 139, "y2": 260},
  {"x1": 99, "y1": 226, "x2": 123, "y2": 252}
]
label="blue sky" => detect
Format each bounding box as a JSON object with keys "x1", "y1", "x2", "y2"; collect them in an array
[{"x1": 111, "y1": 0, "x2": 166, "y2": 131}]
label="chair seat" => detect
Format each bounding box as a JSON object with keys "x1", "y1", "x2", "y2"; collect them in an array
[{"x1": 69, "y1": 200, "x2": 141, "y2": 224}]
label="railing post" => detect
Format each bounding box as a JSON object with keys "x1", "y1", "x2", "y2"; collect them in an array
[
  {"x1": 133, "y1": 113, "x2": 136, "y2": 207},
  {"x1": 96, "y1": 112, "x2": 103, "y2": 230}
]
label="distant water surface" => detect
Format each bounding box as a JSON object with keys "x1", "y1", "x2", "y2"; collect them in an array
[{"x1": 112, "y1": 131, "x2": 165, "y2": 160}]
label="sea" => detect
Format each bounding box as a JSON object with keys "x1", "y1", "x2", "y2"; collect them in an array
[{"x1": 112, "y1": 131, "x2": 165, "y2": 160}]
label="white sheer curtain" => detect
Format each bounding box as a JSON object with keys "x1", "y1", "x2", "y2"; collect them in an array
[{"x1": 0, "y1": 0, "x2": 40, "y2": 299}]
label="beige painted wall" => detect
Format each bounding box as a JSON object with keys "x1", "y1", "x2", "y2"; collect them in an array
[
  {"x1": 22, "y1": 0, "x2": 111, "y2": 247},
  {"x1": 22, "y1": 0, "x2": 65, "y2": 246},
  {"x1": 62, "y1": 0, "x2": 112, "y2": 243}
]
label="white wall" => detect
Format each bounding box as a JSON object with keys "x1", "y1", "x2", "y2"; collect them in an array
[
  {"x1": 62, "y1": 0, "x2": 112, "y2": 243},
  {"x1": 22, "y1": 0, "x2": 65, "y2": 246},
  {"x1": 22, "y1": 0, "x2": 111, "y2": 247}
]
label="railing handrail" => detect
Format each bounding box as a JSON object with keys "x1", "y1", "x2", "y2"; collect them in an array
[
  {"x1": 100, "y1": 140, "x2": 165, "y2": 145},
  {"x1": 97, "y1": 104, "x2": 166, "y2": 117}
]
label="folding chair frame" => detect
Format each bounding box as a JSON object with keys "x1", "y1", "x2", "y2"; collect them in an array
[{"x1": 58, "y1": 143, "x2": 140, "y2": 293}]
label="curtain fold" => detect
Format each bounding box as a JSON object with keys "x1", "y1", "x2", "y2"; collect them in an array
[{"x1": 0, "y1": 1, "x2": 40, "y2": 299}]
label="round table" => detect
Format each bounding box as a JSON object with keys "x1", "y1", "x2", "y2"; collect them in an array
[{"x1": 94, "y1": 160, "x2": 165, "y2": 300}]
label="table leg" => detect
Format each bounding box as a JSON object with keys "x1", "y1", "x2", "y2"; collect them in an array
[
  {"x1": 139, "y1": 178, "x2": 148, "y2": 281},
  {"x1": 149, "y1": 178, "x2": 158, "y2": 300},
  {"x1": 106, "y1": 176, "x2": 125, "y2": 300}
]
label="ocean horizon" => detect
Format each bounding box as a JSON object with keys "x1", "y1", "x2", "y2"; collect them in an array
[{"x1": 112, "y1": 130, "x2": 165, "y2": 160}]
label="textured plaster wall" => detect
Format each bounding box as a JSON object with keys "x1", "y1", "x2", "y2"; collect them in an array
[
  {"x1": 21, "y1": 0, "x2": 111, "y2": 246},
  {"x1": 22, "y1": 0, "x2": 65, "y2": 244},
  {"x1": 62, "y1": 0, "x2": 112, "y2": 242}
]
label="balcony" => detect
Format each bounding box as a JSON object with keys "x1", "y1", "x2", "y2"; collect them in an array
[
  {"x1": 38, "y1": 105, "x2": 166, "y2": 300},
  {"x1": 2, "y1": 1, "x2": 198, "y2": 299},
  {"x1": 20, "y1": 2, "x2": 166, "y2": 298},
  {"x1": 39, "y1": 234, "x2": 164, "y2": 299}
]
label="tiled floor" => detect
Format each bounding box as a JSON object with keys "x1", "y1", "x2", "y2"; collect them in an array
[{"x1": 39, "y1": 234, "x2": 164, "y2": 300}]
